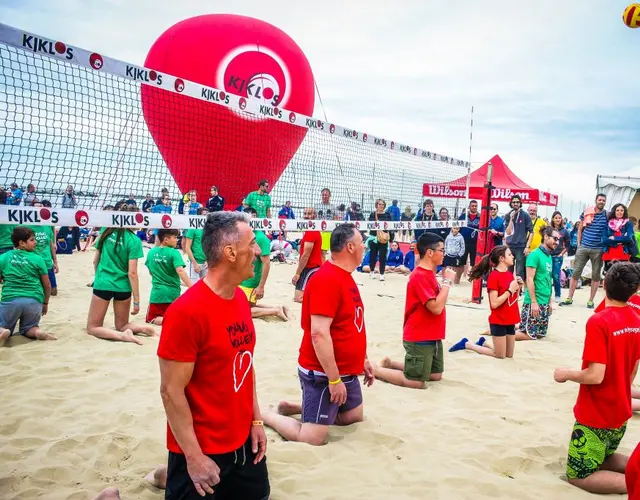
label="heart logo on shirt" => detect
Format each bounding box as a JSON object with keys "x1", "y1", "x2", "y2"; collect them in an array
[
  {"x1": 233, "y1": 350, "x2": 253, "y2": 393},
  {"x1": 507, "y1": 292, "x2": 518, "y2": 307},
  {"x1": 354, "y1": 306, "x2": 364, "y2": 333}
]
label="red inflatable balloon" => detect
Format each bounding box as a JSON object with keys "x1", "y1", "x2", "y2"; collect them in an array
[{"x1": 141, "y1": 14, "x2": 315, "y2": 208}]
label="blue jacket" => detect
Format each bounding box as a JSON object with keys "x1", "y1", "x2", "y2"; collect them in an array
[
  {"x1": 602, "y1": 220, "x2": 635, "y2": 255},
  {"x1": 489, "y1": 215, "x2": 505, "y2": 245},
  {"x1": 279, "y1": 206, "x2": 295, "y2": 219},
  {"x1": 403, "y1": 251, "x2": 415, "y2": 271},
  {"x1": 386, "y1": 205, "x2": 401, "y2": 221},
  {"x1": 387, "y1": 249, "x2": 404, "y2": 267}
]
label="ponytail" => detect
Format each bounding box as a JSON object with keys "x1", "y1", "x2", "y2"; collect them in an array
[
  {"x1": 468, "y1": 254, "x2": 492, "y2": 281},
  {"x1": 468, "y1": 245, "x2": 511, "y2": 282}
]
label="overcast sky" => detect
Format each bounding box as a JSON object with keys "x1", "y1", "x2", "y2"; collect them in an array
[{"x1": 1, "y1": 0, "x2": 638, "y2": 215}]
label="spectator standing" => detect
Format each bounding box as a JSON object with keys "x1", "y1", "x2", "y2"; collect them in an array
[
  {"x1": 435, "y1": 207, "x2": 451, "y2": 241},
  {"x1": 504, "y1": 195, "x2": 533, "y2": 280},
  {"x1": 125, "y1": 193, "x2": 137, "y2": 207},
  {"x1": 459, "y1": 200, "x2": 481, "y2": 271},
  {"x1": 526, "y1": 204, "x2": 547, "y2": 252},
  {"x1": 316, "y1": 188, "x2": 336, "y2": 260},
  {"x1": 245, "y1": 179, "x2": 272, "y2": 218},
  {"x1": 401, "y1": 206, "x2": 414, "y2": 242},
  {"x1": 8, "y1": 183, "x2": 22, "y2": 206},
  {"x1": 23, "y1": 184, "x2": 37, "y2": 206},
  {"x1": 386, "y1": 200, "x2": 401, "y2": 222},
  {"x1": 184, "y1": 191, "x2": 202, "y2": 216},
  {"x1": 61, "y1": 185, "x2": 81, "y2": 252},
  {"x1": 488, "y1": 203, "x2": 505, "y2": 248},
  {"x1": 278, "y1": 201, "x2": 295, "y2": 219},
  {"x1": 368, "y1": 199, "x2": 393, "y2": 281},
  {"x1": 141, "y1": 194, "x2": 155, "y2": 213},
  {"x1": 414, "y1": 199, "x2": 438, "y2": 240},
  {"x1": 602, "y1": 203, "x2": 635, "y2": 273},
  {"x1": 206, "y1": 186, "x2": 225, "y2": 212},
  {"x1": 155, "y1": 188, "x2": 169, "y2": 207},
  {"x1": 561, "y1": 194, "x2": 608, "y2": 309},
  {"x1": 549, "y1": 211, "x2": 570, "y2": 303}
]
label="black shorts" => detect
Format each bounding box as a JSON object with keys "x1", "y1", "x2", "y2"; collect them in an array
[
  {"x1": 443, "y1": 255, "x2": 462, "y2": 267},
  {"x1": 165, "y1": 436, "x2": 270, "y2": 500},
  {"x1": 490, "y1": 324, "x2": 516, "y2": 337},
  {"x1": 295, "y1": 266, "x2": 320, "y2": 291},
  {"x1": 462, "y1": 239, "x2": 477, "y2": 267},
  {"x1": 92, "y1": 289, "x2": 132, "y2": 302}
]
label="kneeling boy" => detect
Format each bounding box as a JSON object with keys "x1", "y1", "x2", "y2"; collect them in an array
[
  {"x1": 554, "y1": 261, "x2": 640, "y2": 495},
  {"x1": 374, "y1": 233, "x2": 456, "y2": 388},
  {"x1": 144, "y1": 229, "x2": 192, "y2": 325},
  {"x1": 0, "y1": 226, "x2": 55, "y2": 345}
]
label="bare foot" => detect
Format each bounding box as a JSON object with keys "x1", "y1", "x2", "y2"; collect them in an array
[
  {"x1": 276, "y1": 401, "x2": 301, "y2": 416},
  {"x1": 140, "y1": 325, "x2": 158, "y2": 337},
  {"x1": 277, "y1": 306, "x2": 289, "y2": 322},
  {"x1": 0, "y1": 329, "x2": 10, "y2": 345},
  {"x1": 86, "y1": 281, "x2": 94, "y2": 287},
  {"x1": 93, "y1": 487, "x2": 121, "y2": 500},
  {"x1": 35, "y1": 331, "x2": 57, "y2": 341},
  {"x1": 379, "y1": 356, "x2": 392, "y2": 368},
  {"x1": 120, "y1": 329, "x2": 143, "y2": 345},
  {"x1": 145, "y1": 464, "x2": 167, "y2": 489}
]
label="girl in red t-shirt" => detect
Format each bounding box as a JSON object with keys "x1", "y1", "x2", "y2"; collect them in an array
[{"x1": 449, "y1": 245, "x2": 522, "y2": 358}]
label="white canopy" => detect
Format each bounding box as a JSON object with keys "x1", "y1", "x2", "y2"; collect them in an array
[{"x1": 596, "y1": 175, "x2": 640, "y2": 209}]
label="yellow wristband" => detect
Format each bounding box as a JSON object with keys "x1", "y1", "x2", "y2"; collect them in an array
[
  {"x1": 252, "y1": 420, "x2": 263, "y2": 426},
  {"x1": 329, "y1": 378, "x2": 342, "y2": 385}
]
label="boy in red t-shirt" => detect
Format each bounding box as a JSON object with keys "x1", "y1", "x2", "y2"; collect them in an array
[
  {"x1": 292, "y1": 208, "x2": 323, "y2": 303},
  {"x1": 373, "y1": 233, "x2": 456, "y2": 388},
  {"x1": 554, "y1": 261, "x2": 640, "y2": 495},
  {"x1": 264, "y1": 224, "x2": 375, "y2": 446}
]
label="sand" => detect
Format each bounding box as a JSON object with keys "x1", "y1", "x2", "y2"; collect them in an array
[{"x1": 0, "y1": 248, "x2": 638, "y2": 500}]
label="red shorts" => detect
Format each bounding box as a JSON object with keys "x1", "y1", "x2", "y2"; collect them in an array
[{"x1": 146, "y1": 303, "x2": 171, "y2": 323}]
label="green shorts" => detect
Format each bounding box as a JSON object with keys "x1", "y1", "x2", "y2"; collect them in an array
[
  {"x1": 403, "y1": 340, "x2": 444, "y2": 381},
  {"x1": 566, "y1": 421, "x2": 627, "y2": 479}
]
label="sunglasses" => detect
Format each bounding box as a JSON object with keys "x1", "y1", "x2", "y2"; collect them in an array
[{"x1": 490, "y1": 207, "x2": 498, "y2": 211}]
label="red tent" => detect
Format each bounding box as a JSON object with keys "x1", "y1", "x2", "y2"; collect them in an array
[{"x1": 422, "y1": 154, "x2": 558, "y2": 206}]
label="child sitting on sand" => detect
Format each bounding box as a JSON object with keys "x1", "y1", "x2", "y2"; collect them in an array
[
  {"x1": 373, "y1": 233, "x2": 456, "y2": 388},
  {"x1": 0, "y1": 226, "x2": 56, "y2": 345},
  {"x1": 144, "y1": 229, "x2": 192, "y2": 325},
  {"x1": 554, "y1": 261, "x2": 640, "y2": 495},
  {"x1": 449, "y1": 245, "x2": 523, "y2": 358}
]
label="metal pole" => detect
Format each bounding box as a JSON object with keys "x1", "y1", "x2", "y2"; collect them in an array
[{"x1": 463, "y1": 105, "x2": 474, "y2": 216}]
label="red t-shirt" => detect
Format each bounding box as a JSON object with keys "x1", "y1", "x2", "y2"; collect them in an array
[
  {"x1": 594, "y1": 293, "x2": 640, "y2": 314},
  {"x1": 627, "y1": 442, "x2": 640, "y2": 500},
  {"x1": 298, "y1": 262, "x2": 367, "y2": 375},
  {"x1": 486, "y1": 269, "x2": 520, "y2": 325},
  {"x1": 403, "y1": 267, "x2": 446, "y2": 342},
  {"x1": 573, "y1": 306, "x2": 640, "y2": 429},
  {"x1": 157, "y1": 281, "x2": 256, "y2": 455},
  {"x1": 300, "y1": 231, "x2": 323, "y2": 269}
]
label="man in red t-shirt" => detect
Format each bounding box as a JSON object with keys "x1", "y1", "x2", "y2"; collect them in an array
[
  {"x1": 373, "y1": 232, "x2": 456, "y2": 388},
  {"x1": 554, "y1": 262, "x2": 640, "y2": 495},
  {"x1": 292, "y1": 207, "x2": 323, "y2": 303},
  {"x1": 157, "y1": 212, "x2": 270, "y2": 499},
  {"x1": 264, "y1": 224, "x2": 374, "y2": 446}
]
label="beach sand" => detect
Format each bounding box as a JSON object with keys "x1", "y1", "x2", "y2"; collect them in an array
[{"x1": 0, "y1": 248, "x2": 637, "y2": 499}]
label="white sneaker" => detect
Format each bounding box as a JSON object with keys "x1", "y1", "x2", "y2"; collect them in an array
[
  {"x1": 369, "y1": 272, "x2": 375, "y2": 279},
  {"x1": 380, "y1": 275, "x2": 385, "y2": 282},
  {"x1": 554, "y1": 296, "x2": 561, "y2": 303}
]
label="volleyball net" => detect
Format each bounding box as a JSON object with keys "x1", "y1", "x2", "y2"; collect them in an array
[{"x1": 0, "y1": 23, "x2": 470, "y2": 231}]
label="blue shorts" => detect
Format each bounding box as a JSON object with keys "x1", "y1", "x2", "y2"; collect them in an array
[
  {"x1": 47, "y1": 268, "x2": 57, "y2": 289},
  {"x1": 0, "y1": 297, "x2": 43, "y2": 335},
  {"x1": 298, "y1": 367, "x2": 363, "y2": 425}
]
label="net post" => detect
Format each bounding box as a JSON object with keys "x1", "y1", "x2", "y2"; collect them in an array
[{"x1": 471, "y1": 161, "x2": 493, "y2": 304}]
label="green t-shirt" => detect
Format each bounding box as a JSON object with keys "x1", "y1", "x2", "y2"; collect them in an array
[
  {"x1": 635, "y1": 232, "x2": 640, "y2": 258},
  {"x1": 0, "y1": 249, "x2": 48, "y2": 303},
  {"x1": 240, "y1": 231, "x2": 271, "y2": 289},
  {"x1": 27, "y1": 225, "x2": 55, "y2": 269},
  {"x1": 94, "y1": 230, "x2": 144, "y2": 293},
  {"x1": 145, "y1": 246, "x2": 185, "y2": 304},
  {"x1": 184, "y1": 229, "x2": 206, "y2": 264},
  {"x1": 245, "y1": 191, "x2": 272, "y2": 218},
  {"x1": 0, "y1": 224, "x2": 16, "y2": 249},
  {"x1": 523, "y1": 247, "x2": 553, "y2": 305}
]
